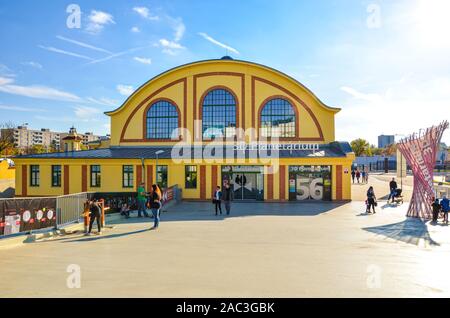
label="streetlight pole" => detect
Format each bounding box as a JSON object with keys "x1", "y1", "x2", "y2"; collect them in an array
[
  {"x1": 395, "y1": 134, "x2": 406, "y2": 190},
  {"x1": 155, "y1": 150, "x2": 164, "y2": 187}
]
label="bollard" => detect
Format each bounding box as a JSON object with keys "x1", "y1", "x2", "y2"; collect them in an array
[
  {"x1": 100, "y1": 199, "x2": 105, "y2": 228},
  {"x1": 83, "y1": 201, "x2": 90, "y2": 233}
]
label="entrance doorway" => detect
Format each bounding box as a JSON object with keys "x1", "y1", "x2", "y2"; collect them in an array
[
  {"x1": 288, "y1": 166, "x2": 332, "y2": 201},
  {"x1": 221, "y1": 166, "x2": 264, "y2": 200}
]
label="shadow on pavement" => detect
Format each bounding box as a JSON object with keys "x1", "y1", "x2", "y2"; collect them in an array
[
  {"x1": 63, "y1": 228, "x2": 152, "y2": 243},
  {"x1": 108, "y1": 201, "x2": 348, "y2": 225},
  {"x1": 363, "y1": 218, "x2": 440, "y2": 246}
]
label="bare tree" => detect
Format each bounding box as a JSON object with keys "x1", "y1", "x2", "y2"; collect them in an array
[{"x1": 0, "y1": 121, "x2": 15, "y2": 155}]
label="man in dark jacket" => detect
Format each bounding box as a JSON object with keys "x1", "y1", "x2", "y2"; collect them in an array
[
  {"x1": 388, "y1": 178, "x2": 398, "y2": 203},
  {"x1": 223, "y1": 183, "x2": 234, "y2": 215},
  {"x1": 87, "y1": 199, "x2": 102, "y2": 235}
]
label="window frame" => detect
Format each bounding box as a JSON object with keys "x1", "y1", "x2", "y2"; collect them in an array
[
  {"x1": 156, "y1": 165, "x2": 168, "y2": 189},
  {"x1": 184, "y1": 165, "x2": 198, "y2": 189},
  {"x1": 259, "y1": 96, "x2": 298, "y2": 139},
  {"x1": 90, "y1": 165, "x2": 101, "y2": 188},
  {"x1": 51, "y1": 165, "x2": 61, "y2": 187},
  {"x1": 201, "y1": 87, "x2": 238, "y2": 140},
  {"x1": 122, "y1": 165, "x2": 134, "y2": 188},
  {"x1": 30, "y1": 165, "x2": 40, "y2": 187},
  {"x1": 144, "y1": 98, "x2": 180, "y2": 141}
]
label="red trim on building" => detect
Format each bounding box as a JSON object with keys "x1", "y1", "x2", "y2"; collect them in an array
[
  {"x1": 63, "y1": 165, "x2": 69, "y2": 195},
  {"x1": 336, "y1": 165, "x2": 343, "y2": 200},
  {"x1": 200, "y1": 165, "x2": 206, "y2": 200},
  {"x1": 279, "y1": 165, "x2": 286, "y2": 200},
  {"x1": 267, "y1": 170, "x2": 274, "y2": 200},
  {"x1": 136, "y1": 165, "x2": 142, "y2": 190},
  {"x1": 81, "y1": 165, "x2": 87, "y2": 192},
  {"x1": 211, "y1": 165, "x2": 218, "y2": 195},
  {"x1": 22, "y1": 165, "x2": 27, "y2": 196}
]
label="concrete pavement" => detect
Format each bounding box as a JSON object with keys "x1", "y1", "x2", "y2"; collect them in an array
[{"x1": 1, "y1": 199, "x2": 449, "y2": 298}]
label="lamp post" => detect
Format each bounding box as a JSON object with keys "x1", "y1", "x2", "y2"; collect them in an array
[
  {"x1": 395, "y1": 134, "x2": 406, "y2": 190},
  {"x1": 155, "y1": 150, "x2": 164, "y2": 187}
]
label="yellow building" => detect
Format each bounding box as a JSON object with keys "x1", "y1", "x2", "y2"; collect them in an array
[{"x1": 13, "y1": 57, "x2": 354, "y2": 201}]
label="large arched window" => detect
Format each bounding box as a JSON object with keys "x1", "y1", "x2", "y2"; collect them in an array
[
  {"x1": 202, "y1": 88, "x2": 237, "y2": 139},
  {"x1": 260, "y1": 98, "x2": 296, "y2": 138},
  {"x1": 146, "y1": 100, "x2": 179, "y2": 139}
]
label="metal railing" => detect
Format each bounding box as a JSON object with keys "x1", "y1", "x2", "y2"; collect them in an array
[{"x1": 56, "y1": 192, "x2": 91, "y2": 228}]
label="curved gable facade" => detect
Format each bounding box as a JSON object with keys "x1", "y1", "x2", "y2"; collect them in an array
[{"x1": 106, "y1": 59, "x2": 340, "y2": 146}]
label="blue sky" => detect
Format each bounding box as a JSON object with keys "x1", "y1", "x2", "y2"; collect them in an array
[{"x1": 0, "y1": 0, "x2": 449, "y2": 144}]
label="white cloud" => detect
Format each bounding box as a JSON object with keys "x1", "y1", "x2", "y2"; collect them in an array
[
  {"x1": 116, "y1": 84, "x2": 134, "y2": 96},
  {"x1": 86, "y1": 10, "x2": 115, "y2": 34},
  {"x1": 74, "y1": 106, "x2": 102, "y2": 120},
  {"x1": 0, "y1": 104, "x2": 46, "y2": 112},
  {"x1": 133, "y1": 7, "x2": 159, "y2": 20},
  {"x1": 0, "y1": 64, "x2": 15, "y2": 77},
  {"x1": 86, "y1": 46, "x2": 144, "y2": 65},
  {"x1": 198, "y1": 32, "x2": 240, "y2": 55},
  {"x1": 0, "y1": 77, "x2": 81, "y2": 102},
  {"x1": 133, "y1": 57, "x2": 152, "y2": 65},
  {"x1": 56, "y1": 35, "x2": 112, "y2": 54},
  {"x1": 162, "y1": 49, "x2": 176, "y2": 56},
  {"x1": 86, "y1": 97, "x2": 120, "y2": 107},
  {"x1": 39, "y1": 45, "x2": 94, "y2": 60},
  {"x1": 337, "y1": 77, "x2": 450, "y2": 145},
  {"x1": 21, "y1": 61, "x2": 43, "y2": 69},
  {"x1": 340, "y1": 86, "x2": 383, "y2": 103},
  {"x1": 0, "y1": 76, "x2": 14, "y2": 85},
  {"x1": 131, "y1": 26, "x2": 140, "y2": 33},
  {"x1": 171, "y1": 18, "x2": 185, "y2": 42},
  {"x1": 159, "y1": 39, "x2": 184, "y2": 49}
]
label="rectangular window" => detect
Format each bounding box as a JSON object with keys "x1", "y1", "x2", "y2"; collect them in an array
[
  {"x1": 122, "y1": 165, "x2": 134, "y2": 188},
  {"x1": 30, "y1": 165, "x2": 40, "y2": 187},
  {"x1": 185, "y1": 165, "x2": 197, "y2": 189},
  {"x1": 90, "y1": 165, "x2": 101, "y2": 187},
  {"x1": 156, "y1": 165, "x2": 168, "y2": 189},
  {"x1": 51, "y1": 165, "x2": 61, "y2": 187}
]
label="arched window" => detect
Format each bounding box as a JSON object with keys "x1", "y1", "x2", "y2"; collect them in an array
[
  {"x1": 146, "y1": 100, "x2": 179, "y2": 139},
  {"x1": 260, "y1": 98, "x2": 296, "y2": 137},
  {"x1": 202, "y1": 88, "x2": 237, "y2": 139}
]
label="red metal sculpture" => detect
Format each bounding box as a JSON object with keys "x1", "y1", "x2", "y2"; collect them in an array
[{"x1": 397, "y1": 121, "x2": 449, "y2": 219}]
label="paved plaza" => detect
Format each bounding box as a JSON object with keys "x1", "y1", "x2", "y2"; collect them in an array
[{"x1": 1, "y1": 186, "x2": 450, "y2": 297}]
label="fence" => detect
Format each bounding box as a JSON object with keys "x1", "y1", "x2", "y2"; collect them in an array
[
  {"x1": 1, "y1": 186, "x2": 182, "y2": 238},
  {"x1": 56, "y1": 192, "x2": 91, "y2": 228}
]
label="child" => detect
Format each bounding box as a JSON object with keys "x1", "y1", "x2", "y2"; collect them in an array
[{"x1": 120, "y1": 202, "x2": 130, "y2": 218}]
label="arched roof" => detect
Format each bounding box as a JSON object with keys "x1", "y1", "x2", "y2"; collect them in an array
[{"x1": 105, "y1": 58, "x2": 340, "y2": 116}]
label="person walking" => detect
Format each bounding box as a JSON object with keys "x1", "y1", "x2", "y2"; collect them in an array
[
  {"x1": 137, "y1": 182, "x2": 149, "y2": 218},
  {"x1": 87, "y1": 199, "x2": 102, "y2": 235},
  {"x1": 432, "y1": 198, "x2": 441, "y2": 223},
  {"x1": 351, "y1": 170, "x2": 356, "y2": 184},
  {"x1": 441, "y1": 195, "x2": 450, "y2": 224},
  {"x1": 366, "y1": 186, "x2": 377, "y2": 214},
  {"x1": 149, "y1": 184, "x2": 161, "y2": 229},
  {"x1": 388, "y1": 178, "x2": 398, "y2": 203},
  {"x1": 213, "y1": 186, "x2": 222, "y2": 216},
  {"x1": 365, "y1": 170, "x2": 369, "y2": 183},
  {"x1": 361, "y1": 170, "x2": 366, "y2": 184},
  {"x1": 223, "y1": 182, "x2": 233, "y2": 215},
  {"x1": 356, "y1": 170, "x2": 361, "y2": 184}
]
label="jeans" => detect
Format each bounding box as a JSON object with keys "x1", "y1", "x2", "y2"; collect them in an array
[
  {"x1": 88, "y1": 212, "x2": 101, "y2": 233},
  {"x1": 388, "y1": 189, "x2": 396, "y2": 202},
  {"x1": 224, "y1": 201, "x2": 231, "y2": 215},
  {"x1": 137, "y1": 200, "x2": 149, "y2": 217},
  {"x1": 151, "y1": 208, "x2": 160, "y2": 227},
  {"x1": 215, "y1": 200, "x2": 222, "y2": 215}
]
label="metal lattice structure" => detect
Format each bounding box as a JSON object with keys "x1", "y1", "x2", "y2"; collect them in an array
[{"x1": 397, "y1": 121, "x2": 449, "y2": 219}]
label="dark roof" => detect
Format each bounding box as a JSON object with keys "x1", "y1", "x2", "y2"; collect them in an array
[{"x1": 14, "y1": 142, "x2": 353, "y2": 160}]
